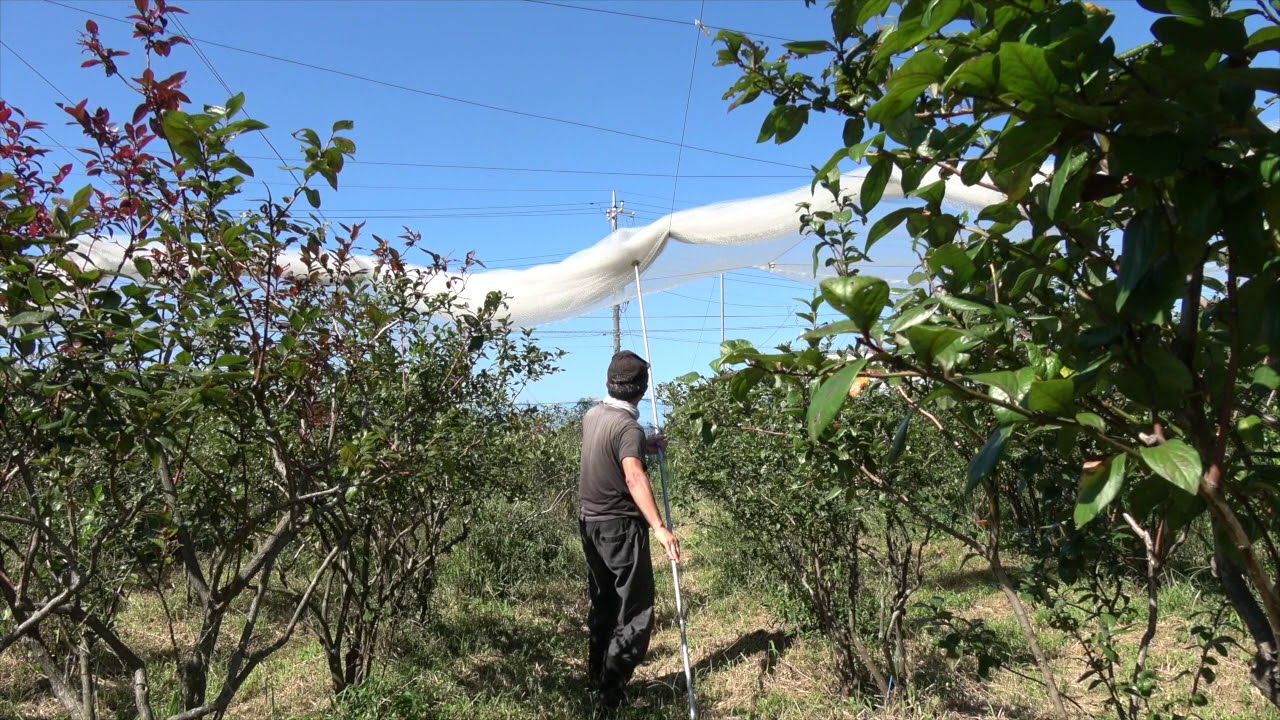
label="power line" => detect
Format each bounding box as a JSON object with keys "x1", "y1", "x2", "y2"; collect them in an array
[
  {"x1": 313, "y1": 201, "x2": 606, "y2": 212},
  {"x1": 666, "y1": 2, "x2": 706, "y2": 218},
  {"x1": 520, "y1": 0, "x2": 795, "y2": 43},
  {"x1": 169, "y1": 13, "x2": 330, "y2": 224},
  {"x1": 48, "y1": 169, "x2": 683, "y2": 197},
  {"x1": 238, "y1": 155, "x2": 807, "y2": 178},
  {"x1": 1, "y1": 40, "x2": 74, "y2": 104},
  {"x1": 303, "y1": 210, "x2": 606, "y2": 219},
  {"x1": 0, "y1": 41, "x2": 123, "y2": 185},
  {"x1": 42, "y1": 0, "x2": 810, "y2": 171},
  {"x1": 661, "y1": 288, "x2": 798, "y2": 309}
]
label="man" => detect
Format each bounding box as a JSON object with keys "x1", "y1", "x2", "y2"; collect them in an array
[{"x1": 578, "y1": 350, "x2": 682, "y2": 712}]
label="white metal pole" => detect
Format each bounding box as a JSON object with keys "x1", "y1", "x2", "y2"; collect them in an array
[
  {"x1": 719, "y1": 273, "x2": 725, "y2": 344},
  {"x1": 632, "y1": 261, "x2": 699, "y2": 720}
]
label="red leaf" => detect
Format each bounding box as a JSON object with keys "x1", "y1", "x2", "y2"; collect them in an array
[{"x1": 85, "y1": 19, "x2": 99, "y2": 34}]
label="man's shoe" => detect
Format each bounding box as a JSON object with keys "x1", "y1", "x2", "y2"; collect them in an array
[{"x1": 591, "y1": 685, "x2": 626, "y2": 719}]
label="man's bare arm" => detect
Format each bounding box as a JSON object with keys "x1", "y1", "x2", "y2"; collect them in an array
[{"x1": 622, "y1": 457, "x2": 681, "y2": 564}]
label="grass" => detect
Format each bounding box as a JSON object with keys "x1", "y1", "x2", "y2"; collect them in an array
[{"x1": 3, "y1": 516, "x2": 1280, "y2": 720}]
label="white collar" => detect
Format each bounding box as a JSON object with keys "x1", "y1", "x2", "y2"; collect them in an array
[{"x1": 601, "y1": 396, "x2": 639, "y2": 419}]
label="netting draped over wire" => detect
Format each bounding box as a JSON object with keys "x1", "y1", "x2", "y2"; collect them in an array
[{"x1": 71, "y1": 168, "x2": 1005, "y2": 328}]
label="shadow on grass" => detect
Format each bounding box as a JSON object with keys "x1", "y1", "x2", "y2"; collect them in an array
[
  {"x1": 894, "y1": 651, "x2": 1042, "y2": 720},
  {"x1": 932, "y1": 567, "x2": 997, "y2": 593},
  {"x1": 627, "y1": 629, "x2": 795, "y2": 715},
  {"x1": 428, "y1": 601, "x2": 796, "y2": 719}
]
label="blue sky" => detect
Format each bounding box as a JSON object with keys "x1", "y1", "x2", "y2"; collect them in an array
[{"x1": 2, "y1": 0, "x2": 1269, "y2": 410}]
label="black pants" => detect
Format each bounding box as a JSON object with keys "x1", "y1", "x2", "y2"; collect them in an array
[{"x1": 580, "y1": 516, "x2": 655, "y2": 692}]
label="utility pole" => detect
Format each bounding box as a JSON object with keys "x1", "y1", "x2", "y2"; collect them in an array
[{"x1": 605, "y1": 191, "x2": 634, "y2": 354}]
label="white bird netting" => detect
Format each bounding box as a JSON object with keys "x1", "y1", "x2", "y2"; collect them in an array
[{"x1": 71, "y1": 167, "x2": 1005, "y2": 328}]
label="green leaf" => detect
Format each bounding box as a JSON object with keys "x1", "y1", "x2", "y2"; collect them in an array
[
  {"x1": 821, "y1": 276, "x2": 890, "y2": 333},
  {"x1": 997, "y1": 43, "x2": 1059, "y2": 104},
  {"x1": 874, "y1": 0, "x2": 961, "y2": 60},
  {"x1": 960, "y1": 158, "x2": 987, "y2": 186},
  {"x1": 887, "y1": 304, "x2": 936, "y2": 333},
  {"x1": 1237, "y1": 415, "x2": 1263, "y2": 446},
  {"x1": 212, "y1": 354, "x2": 250, "y2": 368},
  {"x1": 938, "y1": 294, "x2": 994, "y2": 314},
  {"x1": 902, "y1": 324, "x2": 969, "y2": 371},
  {"x1": 814, "y1": 147, "x2": 848, "y2": 189},
  {"x1": 1152, "y1": 16, "x2": 1247, "y2": 54},
  {"x1": 1140, "y1": 440, "x2": 1202, "y2": 495},
  {"x1": 865, "y1": 208, "x2": 916, "y2": 251},
  {"x1": 4, "y1": 310, "x2": 56, "y2": 327},
  {"x1": 1109, "y1": 133, "x2": 1183, "y2": 180},
  {"x1": 222, "y1": 153, "x2": 255, "y2": 177},
  {"x1": 994, "y1": 118, "x2": 1064, "y2": 172},
  {"x1": 856, "y1": 0, "x2": 894, "y2": 26},
  {"x1": 729, "y1": 367, "x2": 767, "y2": 401},
  {"x1": 304, "y1": 187, "x2": 321, "y2": 209},
  {"x1": 801, "y1": 319, "x2": 864, "y2": 339},
  {"x1": 888, "y1": 411, "x2": 913, "y2": 465},
  {"x1": 945, "y1": 53, "x2": 997, "y2": 95},
  {"x1": 1047, "y1": 147, "x2": 1089, "y2": 220},
  {"x1": 1140, "y1": 344, "x2": 1193, "y2": 399},
  {"x1": 860, "y1": 155, "x2": 893, "y2": 213},
  {"x1": 1246, "y1": 26, "x2": 1280, "y2": 53},
  {"x1": 808, "y1": 360, "x2": 869, "y2": 440},
  {"x1": 161, "y1": 111, "x2": 202, "y2": 163},
  {"x1": 1075, "y1": 455, "x2": 1127, "y2": 527},
  {"x1": 909, "y1": 180, "x2": 946, "y2": 206},
  {"x1": 225, "y1": 92, "x2": 246, "y2": 116},
  {"x1": 1075, "y1": 412, "x2": 1106, "y2": 431},
  {"x1": 332, "y1": 119, "x2": 355, "y2": 133},
  {"x1": 760, "y1": 105, "x2": 808, "y2": 145},
  {"x1": 968, "y1": 367, "x2": 1034, "y2": 424},
  {"x1": 870, "y1": 51, "x2": 945, "y2": 122},
  {"x1": 1052, "y1": 96, "x2": 1113, "y2": 126},
  {"x1": 1252, "y1": 366, "x2": 1280, "y2": 391},
  {"x1": 27, "y1": 277, "x2": 47, "y2": 305},
  {"x1": 966, "y1": 426, "x2": 1011, "y2": 492},
  {"x1": 784, "y1": 40, "x2": 836, "y2": 56},
  {"x1": 775, "y1": 105, "x2": 809, "y2": 144},
  {"x1": 5, "y1": 205, "x2": 38, "y2": 227},
  {"x1": 1116, "y1": 208, "x2": 1164, "y2": 312},
  {"x1": 224, "y1": 118, "x2": 269, "y2": 134},
  {"x1": 928, "y1": 244, "x2": 976, "y2": 285},
  {"x1": 674, "y1": 372, "x2": 701, "y2": 384},
  {"x1": 1219, "y1": 67, "x2": 1280, "y2": 93},
  {"x1": 1137, "y1": 0, "x2": 1211, "y2": 18},
  {"x1": 712, "y1": 339, "x2": 758, "y2": 373},
  {"x1": 1027, "y1": 379, "x2": 1074, "y2": 416},
  {"x1": 297, "y1": 128, "x2": 322, "y2": 149}
]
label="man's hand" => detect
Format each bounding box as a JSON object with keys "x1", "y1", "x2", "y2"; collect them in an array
[
  {"x1": 654, "y1": 527, "x2": 681, "y2": 565},
  {"x1": 645, "y1": 433, "x2": 667, "y2": 454}
]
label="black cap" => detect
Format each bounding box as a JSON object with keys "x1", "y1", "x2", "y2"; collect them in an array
[{"x1": 607, "y1": 350, "x2": 649, "y2": 385}]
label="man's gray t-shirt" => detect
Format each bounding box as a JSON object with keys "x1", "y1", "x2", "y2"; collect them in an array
[{"x1": 579, "y1": 403, "x2": 646, "y2": 520}]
